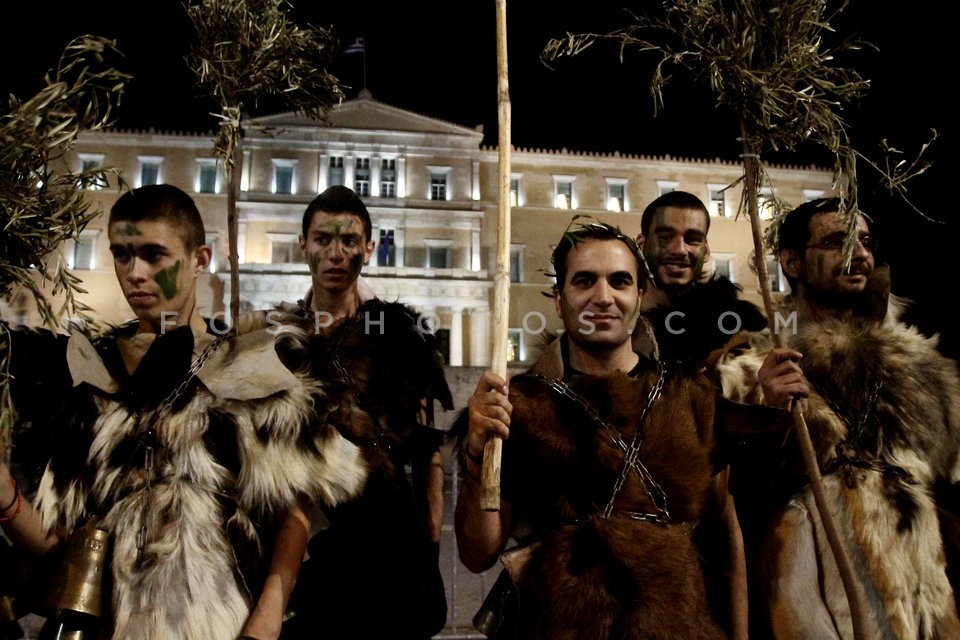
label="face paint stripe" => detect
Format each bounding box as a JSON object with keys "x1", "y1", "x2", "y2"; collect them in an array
[{"x1": 155, "y1": 260, "x2": 182, "y2": 300}]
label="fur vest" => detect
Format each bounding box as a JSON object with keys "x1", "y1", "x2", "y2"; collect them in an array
[
  {"x1": 30, "y1": 323, "x2": 367, "y2": 640},
  {"x1": 716, "y1": 295, "x2": 960, "y2": 639},
  {"x1": 499, "y1": 347, "x2": 782, "y2": 640}
]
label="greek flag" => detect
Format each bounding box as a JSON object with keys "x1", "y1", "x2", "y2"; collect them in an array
[{"x1": 343, "y1": 38, "x2": 365, "y2": 55}]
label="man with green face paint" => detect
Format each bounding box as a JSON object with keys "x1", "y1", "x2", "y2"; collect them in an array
[
  {"x1": 0, "y1": 184, "x2": 368, "y2": 639},
  {"x1": 250, "y1": 185, "x2": 453, "y2": 640},
  {"x1": 716, "y1": 197, "x2": 960, "y2": 639}
]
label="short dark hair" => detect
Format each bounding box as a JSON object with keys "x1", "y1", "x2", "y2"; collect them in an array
[
  {"x1": 640, "y1": 190, "x2": 711, "y2": 237},
  {"x1": 551, "y1": 220, "x2": 649, "y2": 292},
  {"x1": 301, "y1": 185, "x2": 372, "y2": 241},
  {"x1": 776, "y1": 196, "x2": 850, "y2": 254},
  {"x1": 109, "y1": 184, "x2": 205, "y2": 251}
]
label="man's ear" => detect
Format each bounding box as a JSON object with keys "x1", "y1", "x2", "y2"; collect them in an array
[
  {"x1": 365, "y1": 239, "x2": 375, "y2": 264},
  {"x1": 780, "y1": 249, "x2": 801, "y2": 279},
  {"x1": 635, "y1": 233, "x2": 646, "y2": 252},
  {"x1": 194, "y1": 246, "x2": 212, "y2": 275},
  {"x1": 298, "y1": 234, "x2": 307, "y2": 256},
  {"x1": 553, "y1": 286, "x2": 563, "y2": 319}
]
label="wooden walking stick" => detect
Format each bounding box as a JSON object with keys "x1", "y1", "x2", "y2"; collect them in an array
[
  {"x1": 480, "y1": 0, "x2": 511, "y2": 511},
  {"x1": 740, "y1": 127, "x2": 868, "y2": 640}
]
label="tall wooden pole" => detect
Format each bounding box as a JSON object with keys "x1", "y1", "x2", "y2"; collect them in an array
[
  {"x1": 740, "y1": 123, "x2": 868, "y2": 640},
  {"x1": 480, "y1": 0, "x2": 511, "y2": 511},
  {"x1": 227, "y1": 138, "x2": 241, "y2": 332}
]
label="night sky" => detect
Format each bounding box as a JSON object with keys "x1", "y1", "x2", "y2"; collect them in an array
[{"x1": 3, "y1": 0, "x2": 955, "y2": 356}]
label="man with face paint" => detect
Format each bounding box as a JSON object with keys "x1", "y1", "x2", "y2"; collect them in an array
[
  {"x1": 716, "y1": 198, "x2": 960, "y2": 638},
  {"x1": 0, "y1": 184, "x2": 368, "y2": 639},
  {"x1": 253, "y1": 185, "x2": 453, "y2": 640},
  {"x1": 455, "y1": 220, "x2": 784, "y2": 640}
]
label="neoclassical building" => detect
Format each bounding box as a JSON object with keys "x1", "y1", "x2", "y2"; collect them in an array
[{"x1": 13, "y1": 90, "x2": 833, "y2": 366}]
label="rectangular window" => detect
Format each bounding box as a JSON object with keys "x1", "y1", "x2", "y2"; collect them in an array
[
  {"x1": 554, "y1": 179, "x2": 573, "y2": 209},
  {"x1": 426, "y1": 246, "x2": 449, "y2": 268},
  {"x1": 507, "y1": 328, "x2": 524, "y2": 363},
  {"x1": 377, "y1": 228, "x2": 396, "y2": 267},
  {"x1": 767, "y1": 256, "x2": 784, "y2": 292},
  {"x1": 355, "y1": 157, "x2": 371, "y2": 197},
  {"x1": 657, "y1": 180, "x2": 679, "y2": 197},
  {"x1": 267, "y1": 233, "x2": 300, "y2": 264},
  {"x1": 430, "y1": 172, "x2": 447, "y2": 201},
  {"x1": 510, "y1": 245, "x2": 523, "y2": 283},
  {"x1": 77, "y1": 154, "x2": 106, "y2": 190},
  {"x1": 272, "y1": 160, "x2": 297, "y2": 195},
  {"x1": 70, "y1": 232, "x2": 98, "y2": 270},
  {"x1": 758, "y1": 188, "x2": 777, "y2": 220},
  {"x1": 380, "y1": 158, "x2": 396, "y2": 198},
  {"x1": 138, "y1": 157, "x2": 163, "y2": 187},
  {"x1": 197, "y1": 159, "x2": 219, "y2": 194},
  {"x1": 708, "y1": 185, "x2": 726, "y2": 218},
  {"x1": 606, "y1": 180, "x2": 626, "y2": 212},
  {"x1": 509, "y1": 176, "x2": 521, "y2": 207},
  {"x1": 712, "y1": 254, "x2": 734, "y2": 282},
  {"x1": 328, "y1": 156, "x2": 344, "y2": 187}
]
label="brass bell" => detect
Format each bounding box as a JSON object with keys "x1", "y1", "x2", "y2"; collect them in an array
[{"x1": 41, "y1": 524, "x2": 109, "y2": 619}]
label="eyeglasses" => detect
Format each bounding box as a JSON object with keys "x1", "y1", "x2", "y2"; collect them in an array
[{"x1": 806, "y1": 233, "x2": 876, "y2": 253}]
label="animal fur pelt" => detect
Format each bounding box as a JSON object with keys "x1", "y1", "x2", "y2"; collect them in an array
[
  {"x1": 28, "y1": 323, "x2": 367, "y2": 640},
  {"x1": 498, "y1": 361, "x2": 783, "y2": 640},
  {"x1": 716, "y1": 290, "x2": 960, "y2": 639},
  {"x1": 241, "y1": 297, "x2": 454, "y2": 638},
  {"x1": 643, "y1": 275, "x2": 767, "y2": 370}
]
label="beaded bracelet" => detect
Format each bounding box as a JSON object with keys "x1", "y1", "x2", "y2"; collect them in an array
[{"x1": 0, "y1": 477, "x2": 22, "y2": 523}]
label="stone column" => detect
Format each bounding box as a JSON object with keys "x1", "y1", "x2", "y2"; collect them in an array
[
  {"x1": 449, "y1": 306, "x2": 464, "y2": 366},
  {"x1": 470, "y1": 307, "x2": 490, "y2": 367}
]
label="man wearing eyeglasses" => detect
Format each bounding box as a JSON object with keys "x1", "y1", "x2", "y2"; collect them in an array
[
  {"x1": 717, "y1": 197, "x2": 960, "y2": 639},
  {"x1": 780, "y1": 200, "x2": 878, "y2": 317}
]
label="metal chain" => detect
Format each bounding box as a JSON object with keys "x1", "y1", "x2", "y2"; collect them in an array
[
  {"x1": 601, "y1": 364, "x2": 668, "y2": 521},
  {"x1": 135, "y1": 332, "x2": 227, "y2": 566},
  {"x1": 525, "y1": 363, "x2": 669, "y2": 523},
  {"x1": 821, "y1": 369, "x2": 893, "y2": 487},
  {"x1": 824, "y1": 369, "x2": 885, "y2": 447}
]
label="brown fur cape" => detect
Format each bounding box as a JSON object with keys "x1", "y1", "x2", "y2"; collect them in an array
[{"x1": 496, "y1": 340, "x2": 783, "y2": 640}]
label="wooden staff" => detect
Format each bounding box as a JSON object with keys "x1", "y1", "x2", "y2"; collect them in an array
[
  {"x1": 480, "y1": 0, "x2": 511, "y2": 511},
  {"x1": 740, "y1": 124, "x2": 868, "y2": 640}
]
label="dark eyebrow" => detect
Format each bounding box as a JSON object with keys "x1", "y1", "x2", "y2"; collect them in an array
[
  {"x1": 570, "y1": 270, "x2": 598, "y2": 280},
  {"x1": 652, "y1": 225, "x2": 678, "y2": 234},
  {"x1": 109, "y1": 242, "x2": 167, "y2": 253}
]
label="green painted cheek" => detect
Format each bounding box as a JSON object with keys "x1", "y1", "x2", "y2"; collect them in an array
[
  {"x1": 348, "y1": 252, "x2": 364, "y2": 276},
  {"x1": 155, "y1": 261, "x2": 182, "y2": 300},
  {"x1": 308, "y1": 254, "x2": 321, "y2": 274}
]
